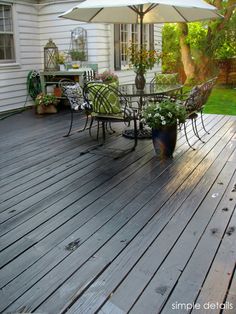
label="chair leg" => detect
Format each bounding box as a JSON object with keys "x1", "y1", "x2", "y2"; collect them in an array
[
  {"x1": 133, "y1": 116, "x2": 138, "y2": 150},
  {"x1": 89, "y1": 117, "x2": 94, "y2": 137},
  {"x1": 77, "y1": 114, "x2": 89, "y2": 133},
  {"x1": 193, "y1": 119, "x2": 205, "y2": 143},
  {"x1": 102, "y1": 121, "x2": 106, "y2": 143},
  {"x1": 200, "y1": 111, "x2": 210, "y2": 134},
  {"x1": 63, "y1": 107, "x2": 74, "y2": 137},
  {"x1": 108, "y1": 122, "x2": 116, "y2": 133},
  {"x1": 184, "y1": 122, "x2": 196, "y2": 150},
  {"x1": 96, "y1": 121, "x2": 100, "y2": 140}
]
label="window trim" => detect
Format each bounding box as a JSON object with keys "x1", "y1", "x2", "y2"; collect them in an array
[
  {"x1": 0, "y1": 3, "x2": 20, "y2": 68},
  {"x1": 114, "y1": 23, "x2": 155, "y2": 71}
]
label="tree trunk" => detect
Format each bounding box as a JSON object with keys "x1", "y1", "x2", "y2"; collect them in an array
[{"x1": 178, "y1": 23, "x2": 197, "y2": 84}]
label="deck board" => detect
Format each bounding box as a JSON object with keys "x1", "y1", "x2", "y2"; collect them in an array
[{"x1": 0, "y1": 109, "x2": 235, "y2": 314}]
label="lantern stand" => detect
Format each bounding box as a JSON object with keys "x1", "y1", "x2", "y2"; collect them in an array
[{"x1": 44, "y1": 39, "x2": 59, "y2": 71}]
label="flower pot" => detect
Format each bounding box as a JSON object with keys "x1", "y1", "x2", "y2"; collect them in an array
[
  {"x1": 152, "y1": 124, "x2": 177, "y2": 158},
  {"x1": 36, "y1": 104, "x2": 57, "y2": 115},
  {"x1": 54, "y1": 87, "x2": 62, "y2": 97},
  {"x1": 59, "y1": 64, "x2": 66, "y2": 71},
  {"x1": 135, "y1": 72, "x2": 146, "y2": 90}
]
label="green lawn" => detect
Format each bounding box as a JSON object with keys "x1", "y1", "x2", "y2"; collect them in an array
[{"x1": 204, "y1": 87, "x2": 236, "y2": 115}]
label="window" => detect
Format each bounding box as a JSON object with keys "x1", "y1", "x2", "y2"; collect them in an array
[
  {"x1": 114, "y1": 24, "x2": 154, "y2": 71},
  {"x1": 0, "y1": 3, "x2": 15, "y2": 63}
]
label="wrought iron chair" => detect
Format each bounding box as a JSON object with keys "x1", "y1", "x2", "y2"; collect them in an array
[
  {"x1": 59, "y1": 79, "x2": 92, "y2": 137},
  {"x1": 83, "y1": 81, "x2": 138, "y2": 156},
  {"x1": 149, "y1": 73, "x2": 182, "y2": 103},
  {"x1": 177, "y1": 85, "x2": 206, "y2": 150},
  {"x1": 197, "y1": 77, "x2": 217, "y2": 134}
]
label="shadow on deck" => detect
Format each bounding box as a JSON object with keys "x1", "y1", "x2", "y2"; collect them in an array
[{"x1": 0, "y1": 108, "x2": 236, "y2": 314}]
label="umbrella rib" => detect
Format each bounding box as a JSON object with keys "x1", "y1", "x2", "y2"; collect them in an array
[
  {"x1": 128, "y1": 5, "x2": 140, "y2": 14},
  {"x1": 144, "y1": 4, "x2": 159, "y2": 15},
  {"x1": 88, "y1": 8, "x2": 104, "y2": 22},
  {"x1": 173, "y1": 6, "x2": 189, "y2": 22}
]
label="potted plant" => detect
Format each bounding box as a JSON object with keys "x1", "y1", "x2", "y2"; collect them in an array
[
  {"x1": 95, "y1": 71, "x2": 119, "y2": 85},
  {"x1": 34, "y1": 93, "x2": 59, "y2": 114},
  {"x1": 141, "y1": 99, "x2": 186, "y2": 158},
  {"x1": 55, "y1": 52, "x2": 66, "y2": 71},
  {"x1": 69, "y1": 49, "x2": 86, "y2": 62},
  {"x1": 127, "y1": 43, "x2": 161, "y2": 90}
]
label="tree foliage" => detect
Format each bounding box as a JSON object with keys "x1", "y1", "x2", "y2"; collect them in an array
[{"x1": 162, "y1": 0, "x2": 236, "y2": 83}]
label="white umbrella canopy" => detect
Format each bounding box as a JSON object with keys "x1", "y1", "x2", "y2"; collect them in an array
[{"x1": 59, "y1": 0, "x2": 222, "y2": 24}]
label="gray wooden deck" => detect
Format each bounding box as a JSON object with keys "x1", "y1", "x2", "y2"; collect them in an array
[{"x1": 0, "y1": 109, "x2": 236, "y2": 314}]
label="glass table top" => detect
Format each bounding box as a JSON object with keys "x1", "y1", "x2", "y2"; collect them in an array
[{"x1": 118, "y1": 83, "x2": 183, "y2": 97}]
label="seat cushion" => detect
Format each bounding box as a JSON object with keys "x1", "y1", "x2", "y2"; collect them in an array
[
  {"x1": 186, "y1": 86, "x2": 202, "y2": 112},
  {"x1": 155, "y1": 73, "x2": 179, "y2": 85}
]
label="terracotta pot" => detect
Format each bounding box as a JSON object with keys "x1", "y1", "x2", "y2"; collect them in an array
[
  {"x1": 152, "y1": 124, "x2": 177, "y2": 158},
  {"x1": 36, "y1": 104, "x2": 57, "y2": 114},
  {"x1": 54, "y1": 87, "x2": 62, "y2": 97}
]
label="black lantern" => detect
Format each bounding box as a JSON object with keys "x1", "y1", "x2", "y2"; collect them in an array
[{"x1": 44, "y1": 39, "x2": 59, "y2": 71}]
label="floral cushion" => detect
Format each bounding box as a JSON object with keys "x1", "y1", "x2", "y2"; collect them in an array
[
  {"x1": 64, "y1": 83, "x2": 86, "y2": 110},
  {"x1": 155, "y1": 73, "x2": 179, "y2": 85}
]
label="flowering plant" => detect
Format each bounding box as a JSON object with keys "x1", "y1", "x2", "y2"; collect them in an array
[
  {"x1": 35, "y1": 93, "x2": 58, "y2": 107},
  {"x1": 55, "y1": 52, "x2": 66, "y2": 64},
  {"x1": 127, "y1": 43, "x2": 161, "y2": 74},
  {"x1": 96, "y1": 70, "x2": 119, "y2": 83},
  {"x1": 141, "y1": 99, "x2": 186, "y2": 129}
]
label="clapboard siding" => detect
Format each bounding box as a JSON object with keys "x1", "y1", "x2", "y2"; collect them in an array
[
  {"x1": 0, "y1": 1, "x2": 40, "y2": 112},
  {"x1": 0, "y1": 0, "x2": 162, "y2": 112}
]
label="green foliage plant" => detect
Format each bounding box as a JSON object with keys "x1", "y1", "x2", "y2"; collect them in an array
[
  {"x1": 69, "y1": 49, "x2": 86, "y2": 61},
  {"x1": 35, "y1": 93, "x2": 58, "y2": 107},
  {"x1": 162, "y1": 24, "x2": 181, "y2": 73},
  {"x1": 162, "y1": 7, "x2": 236, "y2": 81}
]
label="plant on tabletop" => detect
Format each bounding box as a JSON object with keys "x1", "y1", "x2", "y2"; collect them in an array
[{"x1": 127, "y1": 43, "x2": 161, "y2": 89}]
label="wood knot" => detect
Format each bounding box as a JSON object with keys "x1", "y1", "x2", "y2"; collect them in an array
[
  {"x1": 222, "y1": 207, "x2": 229, "y2": 212},
  {"x1": 65, "y1": 239, "x2": 81, "y2": 251},
  {"x1": 226, "y1": 226, "x2": 235, "y2": 236},
  {"x1": 155, "y1": 286, "x2": 168, "y2": 295},
  {"x1": 211, "y1": 228, "x2": 218, "y2": 235}
]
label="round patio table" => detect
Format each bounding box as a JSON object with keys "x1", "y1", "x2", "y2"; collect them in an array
[{"x1": 118, "y1": 83, "x2": 183, "y2": 139}]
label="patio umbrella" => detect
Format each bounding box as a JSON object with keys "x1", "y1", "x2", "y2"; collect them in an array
[
  {"x1": 59, "y1": 0, "x2": 222, "y2": 47},
  {"x1": 59, "y1": 1, "x2": 222, "y2": 138}
]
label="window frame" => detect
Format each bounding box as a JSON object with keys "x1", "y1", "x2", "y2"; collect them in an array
[
  {"x1": 114, "y1": 23, "x2": 154, "y2": 71},
  {"x1": 0, "y1": 2, "x2": 19, "y2": 68}
]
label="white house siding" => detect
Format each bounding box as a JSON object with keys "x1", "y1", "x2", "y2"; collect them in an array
[
  {"x1": 0, "y1": 0, "x2": 39, "y2": 112},
  {"x1": 114, "y1": 24, "x2": 162, "y2": 84},
  {"x1": 0, "y1": 0, "x2": 162, "y2": 112}
]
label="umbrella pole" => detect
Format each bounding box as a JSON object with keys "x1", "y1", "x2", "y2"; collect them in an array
[{"x1": 139, "y1": 7, "x2": 145, "y2": 130}]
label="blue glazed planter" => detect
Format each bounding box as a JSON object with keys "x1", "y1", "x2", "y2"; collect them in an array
[{"x1": 152, "y1": 124, "x2": 177, "y2": 158}]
